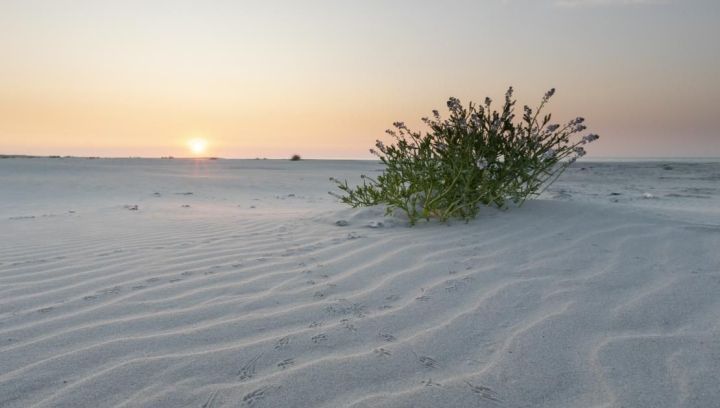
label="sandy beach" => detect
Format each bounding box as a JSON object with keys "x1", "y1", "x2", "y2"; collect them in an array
[{"x1": 1, "y1": 158, "x2": 718, "y2": 408}]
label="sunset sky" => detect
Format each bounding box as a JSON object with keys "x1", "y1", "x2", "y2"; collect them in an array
[{"x1": 1, "y1": 0, "x2": 718, "y2": 158}]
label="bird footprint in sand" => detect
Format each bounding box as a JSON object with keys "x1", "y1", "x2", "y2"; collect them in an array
[
  {"x1": 277, "y1": 358, "x2": 295, "y2": 369},
  {"x1": 238, "y1": 354, "x2": 263, "y2": 381},
  {"x1": 421, "y1": 378, "x2": 442, "y2": 387},
  {"x1": 242, "y1": 385, "x2": 274, "y2": 406},
  {"x1": 411, "y1": 351, "x2": 439, "y2": 369},
  {"x1": 340, "y1": 319, "x2": 357, "y2": 332},
  {"x1": 274, "y1": 336, "x2": 290, "y2": 350},
  {"x1": 466, "y1": 381, "x2": 501, "y2": 403}
]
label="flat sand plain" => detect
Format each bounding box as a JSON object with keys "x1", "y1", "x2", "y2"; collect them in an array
[{"x1": 1, "y1": 158, "x2": 718, "y2": 407}]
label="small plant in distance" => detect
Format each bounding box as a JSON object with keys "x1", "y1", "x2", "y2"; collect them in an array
[
  {"x1": 290, "y1": 154, "x2": 302, "y2": 161},
  {"x1": 331, "y1": 87, "x2": 599, "y2": 225}
]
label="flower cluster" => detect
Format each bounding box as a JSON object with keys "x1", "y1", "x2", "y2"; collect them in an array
[{"x1": 332, "y1": 87, "x2": 599, "y2": 225}]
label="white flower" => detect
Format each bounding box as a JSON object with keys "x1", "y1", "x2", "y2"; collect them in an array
[{"x1": 476, "y1": 158, "x2": 488, "y2": 170}]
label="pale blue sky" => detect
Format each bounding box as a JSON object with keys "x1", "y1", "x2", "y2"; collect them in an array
[{"x1": 0, "y1": 0, "x2": 718, "y2": 157}]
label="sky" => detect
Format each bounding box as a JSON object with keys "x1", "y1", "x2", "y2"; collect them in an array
[{"x1": 0, "y1": 0, "x2": 718, "y2": 158}]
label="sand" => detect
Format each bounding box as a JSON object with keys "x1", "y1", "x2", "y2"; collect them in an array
[{"x1": 1, "y1": 158, "x2": 718, "y2": 407}]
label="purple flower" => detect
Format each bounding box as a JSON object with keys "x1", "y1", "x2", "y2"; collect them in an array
[
  {"x1": 505, "y1": 87, "x2": 514, "y2": 100},
  {"x1": 542, "y1": 149, "x2": 556, "y2": 160},
  {"x1": 544, "y1": 88, "x2": 556, "y2": 101},
  {"x1": 547, "y1": 124, "x2": 560, "y2": 132},
  {"x1": 581, "y1": 134, "x2": 599, "y2": 144},
  {"x1": 447, "y1": 97, "x2": 462, "y2": 111}
]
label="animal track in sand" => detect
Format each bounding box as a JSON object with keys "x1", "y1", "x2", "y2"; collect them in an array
[
  {"x1": 38, "y1": 307, "x2": 54, "y2": 313},
  {"x1": 237, "y1": 353, "x2": 263, "y2": 381},
  {"x1": 277, "y1": 358, "x2": 295, "y2": 369},
  {"x1": 410, "y1": 351, "x2": 439, "y2": 369},
  {"x1": 308, "y1": 321, "x2": 323, "y2": 328},
  {"x1": 201, "y1": 390, "x2": 220, "y2": 408},
  {"x1": 340, "y1": 319, "x2": 357, "y2": 332},
  {"x1": 421, "y1": 378, "x2": 442, "y2": 387},
  {"x1": 325, "y1": 302, "x2": 366, "y2": 318},
  {"x1": 373, "y1": 348, "x2": 391, "y2": 357},
  {"x1": 274, "y1": 336, "x2": 290, "y2": 350},
  {"x1": 379, "y1": 333, "x2": 397, "y2": 342},
  {"x1": 242, "y1": 385, "x2": 275, "y2": 406},
  {"x1": 131, "y1": 285, "x2": 146, "y2": 290},
  {"x1": 465, "y1": 381, "x2": 502, "y2": 403},
  {"x1": 311, "y1": 334, "x2": 327, "y2": 344}
]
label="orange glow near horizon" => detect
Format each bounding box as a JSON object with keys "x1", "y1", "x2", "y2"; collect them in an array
[
  {"x1": 0, "y1": 1, "x2": 718, "y2": 158},
  {"x1": 187, "y1": 138, "x2": 208, "y2": 155}
]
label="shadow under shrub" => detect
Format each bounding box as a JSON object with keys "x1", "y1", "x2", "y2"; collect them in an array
[{"x1": 331, "y1": 87, "x2": 599, "y2": 225}]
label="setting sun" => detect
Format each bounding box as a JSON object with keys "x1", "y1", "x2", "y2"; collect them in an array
[{"x1": 187, "y1": 138, "x2": 208, "y2": 155}]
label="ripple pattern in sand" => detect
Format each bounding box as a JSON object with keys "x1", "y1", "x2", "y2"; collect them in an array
[{"x1": 1, "y1": 201, "x2": 719, "y2": 408}]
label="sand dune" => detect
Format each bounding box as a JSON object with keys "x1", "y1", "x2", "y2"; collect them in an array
[{"x1": 1, "y1": 158, "x2": 718, "y2": 407}]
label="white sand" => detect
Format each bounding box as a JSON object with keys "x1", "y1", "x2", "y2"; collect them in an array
[{"x1": 1, "y1": 158, "x2": 718, "y2": 408}]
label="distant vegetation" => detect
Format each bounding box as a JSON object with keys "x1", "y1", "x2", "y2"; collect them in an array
[
  {"x1": 290, "y1": 154, "x2": 302, "y2": 161},
  {"x1": 332, "y1": 87, "x2": 599, "y2": 225}
]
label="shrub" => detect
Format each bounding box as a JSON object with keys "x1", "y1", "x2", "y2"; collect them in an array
[
  {"x1": 290, "y1": 154, "x2": 302, "y2": 161},
  {"x1": 331, "y1": 87, "x2": 598, "y2": 225}
]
